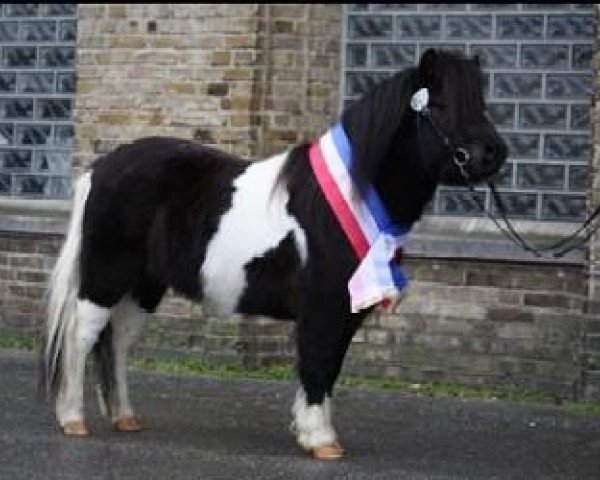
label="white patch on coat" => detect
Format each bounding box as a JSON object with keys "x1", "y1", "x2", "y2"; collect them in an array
[
  {"x1": 291, "y1": 388, "x2": 337, "y2": 450},
  {"x1": 201, "y1": 152, "x2": 307, "y2": 316},
  {"x1": 58, "y1": 298, "x2": 111, "y2": 425}
]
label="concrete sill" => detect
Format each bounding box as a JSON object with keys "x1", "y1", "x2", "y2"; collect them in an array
[
  {"x1": 0, "y1": 199, "x2": 588, "y2": 265},
  {"x1": 0, "y1": 197, "x2": 70, "y2": 235}
]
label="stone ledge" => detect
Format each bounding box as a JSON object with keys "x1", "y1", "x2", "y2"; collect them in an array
[
  {"x1": 0, "y1": 199, "x2": 588, "y2": 265},
  {"x1": 0, "y1": 198, "x2": 70, "y2": 235},
  {"x1": 408, "y1": 215, "x2": 586, "y2": 265}
]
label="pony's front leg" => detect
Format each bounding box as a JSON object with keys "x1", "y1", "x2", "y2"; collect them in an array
[
  {"x1": 292, "y1": 297, "x2": 359, "y2": 460},
  {"x1": 109, "y1": 296, "x2": 147, "y2": 432},
  {"x1": 58, "y1": 299, "x2": 111, "y2": 436}
]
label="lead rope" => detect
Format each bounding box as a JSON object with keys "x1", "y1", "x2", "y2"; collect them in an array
[{"x1": 410, "y1": 87, "x2": 600, "y2": 260}]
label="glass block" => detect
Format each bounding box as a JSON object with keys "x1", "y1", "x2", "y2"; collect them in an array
[
  {"x1": 33, "y1": 150, "x2": 70, "y2": 173},
  {"x1": 20, "y1": 21, "x2": 57, "y2": 41},
  {"x1": 345, "y1": 71, "x2": 391, "y2": 96},
  {"x1": 520, "y1": 44, "x2": 569, "y2": 69},
  {"x1": 470, "y1": 44, "x2": 516, "y2": 68},
  {"x1": 347, "y1": 15, "x2": 393, "y2": 39},
  {"x1": 421, "y1": 4, "x2": 467, "y2": 10},
  {"x1": 347, "y1": 4, "x2": 369, "y2": 12},
  {"x1": 3, "y1": 46, "x2": 37, "y2": 67},
  {"x1": 568, "y1": 165, "x2": 588, "y2": 191},
  {"x1": 58, "y1": 20, "x2": 77, "y2": 42},
  {"x1": 0, "y1": 98, "x2": 33, "y2": 119},
  {"x1": 36, "y1": 98, "x2": 72, "y2": 120},
  {"x1": 44, "y1": 4, "x2": 78, "y2": 16},
  {"x1": 49, "y1": 176, "x2": 71, "y2": 198},
  {"x1": 0, "y1": 149, "x2": 32, "y2": 170},
  {"x1": 570, "y1": 104, "x2": 590, "y2": 131},
  {"x1": 572, "y1": 44, "x2": 593, "y2": 70},
  {"x1": 396, "y1": 15, "x2": 441, "y2": 39},
  {"x1": 437, "y1": 188, "x2": 485, "y2": 216},
  {"x1": 56, "y1": 72, "x2": 75, "y2": 93},
  {"x1": 487, "y1": 103, "x2": 515, "y2": 129},
  {"x1": 547, "y1": 15, "x2": 594, "y2": 39},
  {"x1": 516, "y1": 163, "x2": 564, "y2": 190},
  {"x1": 54, "y1": 124, "x2": 74, "y2": 147},
  {"x1": 471, "y1": 4, "x2": 519, "y2": 10},
  {"x1": 0, "y1": 174, "x2": 10, "y2": 194},
  {"x1": 493, "y1": 73, "x2": 542, "y2": 98},
  {"x1": 503, "y1": 133, "x2": 539, "y2": 159},
  {"x1": 17, "y1": 72, "x2": 54, "y2": 93},
  {"x1": 541, "y1": 194, "x2": 585, "y2": 221},
  {"x1": 371, "y1": 44, "x2": 415, "y2": 68},
  {"x1": 521, "y1": 4, "x2": 570, "y2": 9},
  {"x1": 14, "y1": 175, "x2": 48, "y2": 196},
  {"x1": 39, "y1": 46, "x2": 75, "y2": 67},
  {"x1": 5, "y1": 4, "x2": 39, "y2": 17},
  {"x1": 419, "y1": 43, "x2": 466, "y2": 56},
  {"x1": 0, "y1": 123, "x2": 14, "y2": 145},
  {"x1": 496, "y1": 15, "x2": 544, "y2": 39},
  {"x1": 346, "y1": 43, "x2": 367, "y2": 67},
  {"x1": 490, "y1": 161, "x2": 513, "y2": 188},
  {"x1": 491, "y1": 192, "x2": 537, "y2": 219},
  {"x1": 15, "y1": 124, "x2": 51, "y2": 145},
  {"x1": 446, "y1": 15, "x2": 492, "y2": 40},
  {"x1": 370, "y1": 4, "x2": 418, "y2": 11},
  {"x1": 0, "y1": 21, "x2": 19, "y2": 41},
  {"x1": 518, "y1": 104, "x2": 566, "y2": 130},
  {"x1": 544, "y1": 134, "x2": 590, "y2": 161},
  {"x1": 572, "y1": 4, "x2": 595, "y2": 11},
  {"x1": 546, "y1": 74, "x2": 592, "y2": 100},
  {"x1": 0, "y1": 73, "x2": 16, "y2": 93}
]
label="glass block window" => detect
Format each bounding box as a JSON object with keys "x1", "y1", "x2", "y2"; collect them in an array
[
  {"x1": 342, "y1": 4, "x2": 595, "y2": 222},
  {"x1": 0, "y1": 4, "x2": 76, "y2": 199}
]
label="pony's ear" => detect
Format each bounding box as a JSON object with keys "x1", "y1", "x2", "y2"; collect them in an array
[
  {"x1": 472, "y1": 53, "x2": 482, "y2": 68},
  {"x1": 417, "y1": 48, "x2": 438, "y2": 87}
]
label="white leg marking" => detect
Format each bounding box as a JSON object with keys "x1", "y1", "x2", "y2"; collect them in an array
[
  {"x1": 291, "y1": 388, "x2": 337, "y2": 450},
  {"x1": 201, "y1": 152, "x2": 307, "y2": 316},
  {"x1": 110, "y1": 296, "x2": 146, "y2": 420},
  {"x1": 58, "y1": 299, "x2": 111, "y2": 426}
]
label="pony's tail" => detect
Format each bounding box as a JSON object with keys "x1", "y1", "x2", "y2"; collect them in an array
[{"x1": 40, "y1": 171, "x2": 92, "y2": 399}]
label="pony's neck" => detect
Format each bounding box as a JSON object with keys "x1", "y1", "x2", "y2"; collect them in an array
[
  {"x1": 341, "y1": 113, "x2": 438, "y2": 226},
  {"x1": 339, "y1": 68, "x2": 437, "y2": 225},
  {"x1": 373, "y1": 146, "x2": 438, "y2": 226}
]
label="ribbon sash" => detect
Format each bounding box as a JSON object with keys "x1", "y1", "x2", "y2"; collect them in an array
[{"x1": 308, "y1": 124, "x2": 411, "y2": 313}]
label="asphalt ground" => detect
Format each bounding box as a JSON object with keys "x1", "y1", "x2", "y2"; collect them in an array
[{"x1": 1, "y1": 349, "x2": 599, "y2": 480}]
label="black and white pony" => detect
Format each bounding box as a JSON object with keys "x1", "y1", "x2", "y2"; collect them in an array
[{"x1": 41, "y1": 49, "x2": 507, "y2": 459}]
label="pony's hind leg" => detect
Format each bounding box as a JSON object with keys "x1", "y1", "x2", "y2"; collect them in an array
[
  {"x1": 109, "y1": 295, "x2": 148, "y2": 432},
  {"x1": 57, "y1": 298, "x2": 111, "y2": 436}
]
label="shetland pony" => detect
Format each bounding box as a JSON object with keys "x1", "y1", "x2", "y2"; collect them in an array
[{"x1": 41, "y1": 49, "x2": 507, "y2": 459}]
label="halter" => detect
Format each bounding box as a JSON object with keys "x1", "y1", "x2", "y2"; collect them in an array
[
  {"x1": 410, "y1": 87, "x2": 472, "y2": 182},
  {"x1": 410, "y1": 88, "x2": 600, "y2": 259}
]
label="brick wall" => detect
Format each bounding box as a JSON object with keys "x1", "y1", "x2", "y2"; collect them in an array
[
  {"x1": 0, "y1": 232, "x2": 60, "y2": 335},
  {"x1": 583, "y1": 5, "x2": 600, "y2": 399}
]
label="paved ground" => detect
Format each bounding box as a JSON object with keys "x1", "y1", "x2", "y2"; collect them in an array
[{"x1": 1, "y1": 349, "x2": 599, "y2": 480}]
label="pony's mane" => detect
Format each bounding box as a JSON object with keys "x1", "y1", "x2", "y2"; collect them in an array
[
  {"x1": 341, "y1": 67, "x2": 417, "y2": 190},
  {"x1": 341, "y1": 49, "x2": 485, "y2": 190}
]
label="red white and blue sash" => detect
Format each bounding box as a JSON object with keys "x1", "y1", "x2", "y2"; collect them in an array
[{"x1": 308, "y1": 123, "x2": 411, "y2": 313}]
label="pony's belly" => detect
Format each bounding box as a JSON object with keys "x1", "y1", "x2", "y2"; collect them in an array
[{"x1": 199, "y1": 153, "x2": 307, "y2": 318}]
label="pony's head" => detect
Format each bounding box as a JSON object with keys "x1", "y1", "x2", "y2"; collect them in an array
[
  {"x1": 342, "y1": 48, "x2": 508, "y2": 223},
  {"x1": 412, "y1": 49, "x2": 508, "y2": 186}
]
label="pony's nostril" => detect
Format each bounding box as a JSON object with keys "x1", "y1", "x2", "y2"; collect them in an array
[{"x1": 484, "y1": 144, "x2": 496, "y2": 157}]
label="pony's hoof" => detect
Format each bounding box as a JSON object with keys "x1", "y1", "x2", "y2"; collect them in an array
[
  {"x1": 311, "y1": 442, "x2": 344, "y2": 460},
  {"x1": 113, "y1": 415, "x2": 143, "y2": 432},
  {"x1": 62, "y1": 420, "x2": 90, "y2": 437}
]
